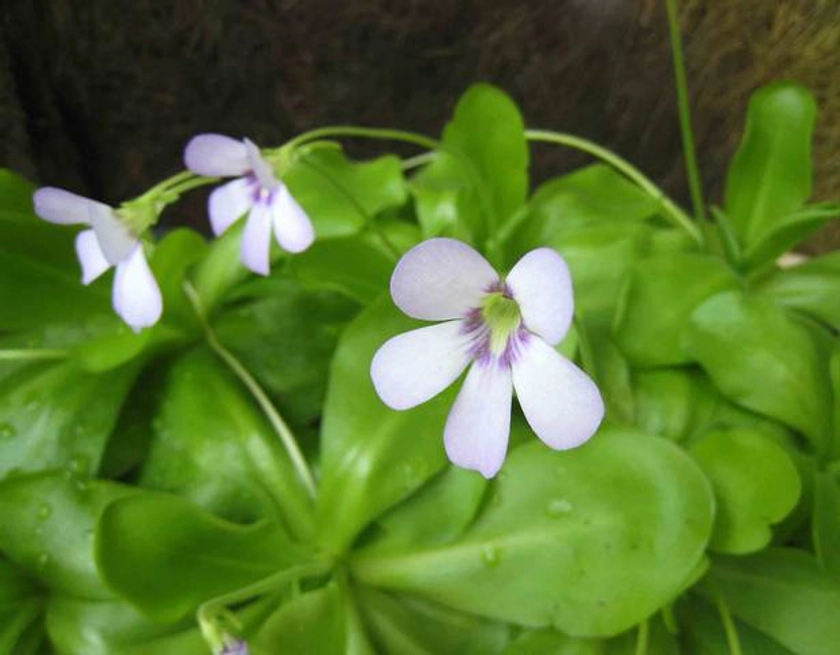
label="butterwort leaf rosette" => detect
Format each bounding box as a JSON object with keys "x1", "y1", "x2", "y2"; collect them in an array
[
  {"x1": 371, "y1": 238, "x2": 605, "y2": 478},
  {"x1": 184, "y1": 134, "x2": 315, "y2": 275},
  {"x1": 32, "y1": 187, "x2": 162, "y2": 330}
]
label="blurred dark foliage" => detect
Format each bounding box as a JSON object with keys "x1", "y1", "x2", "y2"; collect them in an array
[{"x1": 1, "y1": 0, "x2": 838, "y2": 248}]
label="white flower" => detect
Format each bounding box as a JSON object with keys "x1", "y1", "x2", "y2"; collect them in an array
[
  {"x1": 184, "y1": 134, "x2": 314, "y2": 275},
  {"x1": 371, "y1": 238, "x2": 604, "y2": 478},
  {"x1": 33, "y1": 188, "x2": 162, "y2": 331}
]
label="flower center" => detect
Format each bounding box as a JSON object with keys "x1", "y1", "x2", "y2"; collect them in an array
[{"x1": 463, "y1": 287, "x2": 528, "y2": 367}]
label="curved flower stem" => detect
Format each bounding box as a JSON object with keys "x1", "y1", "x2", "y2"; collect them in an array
[
  {"x1": 0, "y1": 349, "x2": 68, "y2": 361},
  {"x1": 665, "y1": 0, "x2": 707, "y2": 224},
  {"x1": 401, "y1": 151, "x2": 438, "y2": 171},
  {"x1": 714, "y1": 590, "x2": 744, "y2": 655},
  {"x1": 634, "y1": 619, "x2": 649, "y2": 655},
  {"x1": 285, "y1": 126, "x2": 440, "y2": 152},
  {"x1": 183, "y1": 282, "x2": 318, "y2": 501},
  {"x1": 525, "y1": 129, "x2": 704, "y2": 245}
]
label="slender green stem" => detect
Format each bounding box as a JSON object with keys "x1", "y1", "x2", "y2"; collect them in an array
[
  {"x1": 285, "y1": 126, "x2": 440, "y2": 152},
  {"x1": 635, "y1": 619, "x2": 649, "y2": 655},
  {"x1": 163, "y1": 176, "x2": 220, "y2": 197},
  {"x1": 665, "y1": 0, "x2": 707, "y2": 223},
  {"x1": 144, "y1": 170, "x2": 196, "y2": 197},
  {"x1": 0, "y1": 349, "x2": 68, "y2": 361},
  {"x1": 714, "y1": 591, "x2": 743, "y2": 655},
  {"x1": 183, "y1": 282, "x2": 318, "y2": 501},
  {"x1": 401, "y1": 151, "x2": 438, "y2": 171},
  {"x1": 525, "y1": 129, "x2": 703, "y2": 244}
]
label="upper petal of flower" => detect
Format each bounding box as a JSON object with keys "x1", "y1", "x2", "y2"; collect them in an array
[
  {"x1": 112, "y1": 245, "x2": 163, "y2": 331},
  {"x1": 33, "y1": 187, "x2": 111, "y2": 226},
  {"x1": 391, "y1": 238, "x2": 499, "y2": 321},
  {"x1": 371, "y1": 320, "x2": 472, "y2": 410},
  {"x1": 444, "y1": 361, "x2": 512, "y2": 479},
  {"x1": 240, "y1": 201, "x2": 273, "y2": 276},
  {"x1": 184, "y1": 134, "x2": 250, "y2": 177},
  {"x1": 511, "y1": 336, "x2": 604, "y2": 450},
  {"x1": 89, "y1": 205, "x2": 139, "y2": 265},
  {"x1": 74, "y1": 229, "x2": 111, "y2": 284},
  {"x1": 244, "y1": 138, "x2": 280, "y2": 191},
  {"x1": 271, "y1": 186, "x2": 314, "y2": 253},
  {"x1": 209, "y1": 177, "x2": 255, "y2": 236},
  {"x1": 506, "y1": 247, "x2": 573, "y2": 346}
]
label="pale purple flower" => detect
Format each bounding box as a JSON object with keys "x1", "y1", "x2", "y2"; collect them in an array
[
  {"x1": 220, "y1": 640, "x2": 248, "y2": 655},
  {"x1": 184, "y1": 134, "x2": 314, "y2": 275},
  {"x1": 33, "y1": 188, "x2": 162, "y2": 331},
  {"x1": 371, "y1": 238, "x2": 605, "y2": 478}
]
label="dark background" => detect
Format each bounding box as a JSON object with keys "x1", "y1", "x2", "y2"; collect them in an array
[{"x1": 2, "y1": 0, "x2": 838, "y2": 249}]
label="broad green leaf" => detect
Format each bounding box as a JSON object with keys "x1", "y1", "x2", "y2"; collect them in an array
[
  {"x1": 0, "y1": 168, "x2": 37, "y2": 212},
  {"x1": 411, "y1": 153, "x2": 481, "y2": 242},
  {"x1": 502, "y1": 629, "x2": 603, "y2": 655},
  {"x1": 813, "y1": 472, "x2": 840, "y2": 579},
  {"x1": 96, "y1": 491, "x2": 308, "y2": 623},
  {"x1": 724, "y1": 83, "x2": 816, "y2": 250},
  {"x1": 756, "y1": 251, "x2": 840, "y2": 331},
  {"x1": 705, "y1": 548, "x2": 840, "y2": 655},
  {"x1": 741, "y1": 202, "x2": 840, "y2": 269},
  {"x1": 689, "y1": 428, "x2": 801, "y2": 554},
  {"x1": 632, "y1": 368, "x2": 717, "y2": 443},
  {"x1": 139, "y1": 347, "x2": 314, "y2": 540},
  {"x1": 0, "y1": 558, "x2": 42, "y2": 655},
  {"x1": 356, "y1": 585, "x2": 510, "y2": 655},
  {"x1": 317, "y1": 299, "x2": 456, "y2": 554},
  {"x1": 440, "y1": 84, "x2": 528, "y2": 240},
  {"x1": 614, "y1": 254, "x2": 737, "y2": 366},
  {"x1": 684, "y1": 291, "x2": 833, "y2": 455},
  {"x1": 0, "y1": 471, "x2": 134, "y2": 598},
  {"x1": 351, "y1": 429, "x2": 714, "y2": 637},
  {"x1": 578, "y1": 324, "x2": 634, "y2": 425},
  {"x1": 0, "y1": 359, "x2": 139, "y2": 479},
  {"x1": 284, "y1": 143, "x2": 407, "y2": 238},
  {"x1": 251, "y1": 583, "x2": 345, "y2": 654}
]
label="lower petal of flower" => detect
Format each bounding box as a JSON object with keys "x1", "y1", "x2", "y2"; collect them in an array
[
  {"x1": 209, "y1": 177, "x2": 255, "y2": 236},
  {"x1": 444, "y1": 361, "x2": 512, "y2": 479},
  {"x1": 75, "y1": 229, "x2": 111, "y2": 285},
  {"x1": 240, "y1": 202, "x2": 273, "y2": 275},
  {"x1": 89, "y1": 205, "x2": 139, "y2": 265},
  {"x1": 271, "y1": 186, "x2": 315, "y2": 253},
  {"x1": 112, "y1": 246, "x2": 163, "y2": 331},
  {"x1": 511, "y1": 336, "x2": 604, "y2": 450},
  {"x1": 371, "y1": 320, "x2": 471, "y2": 411}
]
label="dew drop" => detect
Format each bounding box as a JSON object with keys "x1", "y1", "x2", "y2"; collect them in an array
[
  {"x1": 0, "y1": 422, "x2": 16, "y2": 440},
  {"x1": 37, "y1": 503, "x2": 52, "y2": 521},
  {"x1": 67, "y1": 454, "x2": 90, "y2": 475},
  {"x1": 37, "y1": 553, "x2": 49, "y2": 569},
  {"x1": 546, "y1": 498, "x2": 573, "y2": 517},
  {"x1": 481, "y1": 545, "x2": 500, "y2": 568}
]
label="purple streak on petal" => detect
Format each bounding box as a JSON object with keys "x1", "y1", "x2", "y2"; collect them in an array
[
  {"x1": 511, "y1": 336, "x2": 604, "y2": 450},
  {"x1": 444, "y1": 361, "x2": 513, "y2": 479},
  {"x1": 243, "y1": 138, "x2": 281, "y2": 191},
  {"x1": 88, "y1": 204, "x2": 138, "y2": 265},
  {"x1": 240, "y1": 201, "x2": 272, "y2": 275},
  {"x1": 221, "y1": 641, "x2": 249, "y2": 655},
  {"x1": 74, "y1": 229, "x2": 111, "y2": 284},
  {"x1": 271, "y1": 185, "x2": 315, "y2": 253},
  {"x1": 209, "y1": 177, "x2": 255, "y2": 236},
  {"x1": 506, "y1": 248, "x2": 574, "y2": 346},
  {"x1": 371, "y1": 320, "x2": 471, "y2": 410},
  {"x1": 184, "y1": 134, "x2": 250, "y2": 177},
  {"x1": 33, "y1": 187, "x2": 111, "y2": 226},
  {"x1": 390, "y1": 238, "x2": 499, "y2": 321},
  {"x1": 112, "y1": 245, "x2": 163, "y2": 331}
]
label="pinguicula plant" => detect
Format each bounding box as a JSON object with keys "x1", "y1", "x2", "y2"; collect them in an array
[{"x1": 1, "y1": 1, "x2": 840, "y2": 653}]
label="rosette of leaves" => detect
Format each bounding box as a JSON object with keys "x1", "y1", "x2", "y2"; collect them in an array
[{"x1": 0, "y1": 81, "x2": 838, "y2": 655}]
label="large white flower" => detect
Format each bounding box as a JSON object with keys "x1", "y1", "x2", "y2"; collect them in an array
[
  {"x1": 371, "y1": 238, "x2": 604, "y2": 478},
  {"x1": 33, "y1": 188, "x2": 162, "y2": 331},
  {"x1": 184, "y1": 134, "x2": 314, "y2": 275}
]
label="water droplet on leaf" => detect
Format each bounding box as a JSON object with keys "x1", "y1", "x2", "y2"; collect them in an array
[
  {"x1": 37, "y1": 553, "x2": 49, "y2": 569},
  {"x1": 546, "y1": 498, "x2": 573, "y2": 517},
  {"x1": 481, "y1": 545, "x2": 500, "y2": 567},
  {"x1": 37, "y1": 503, "x2": 52, "y2": 521}
]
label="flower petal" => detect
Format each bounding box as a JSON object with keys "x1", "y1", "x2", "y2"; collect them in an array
[
  {"x1": 271, "y1": 186, "x2": 314, "y2": 253},
  {"x1": 89, "y1": 205, "x2": 138, "y2": 265},
  {"x1": 371, "y1": 320, "x2": 471, "y2": 410},
  {"x1": 240, "y1": 202, "x2": 272, "y2": 275},
  {"x1": 112, "y1": 246, "x2": 163, "y2": 331},
  {"x1": 244, "y1": 138, "x2": 280, "y2": 191},
  {"x1": 512, "y1": 336, "x2": 604, "y2": 450},
  {"x1": 209, "y1": 177, "x2": 254, "y2": 236},
  {"x1": 74, "y1": 229, "x2": 111, "y2": 284},
  {"x1": 33, "y1": 187, "x2": 111, "y2": 225},
  {"x1": 444, "y1": 362, "x2": 512, "y2": 478},
  {"x1": 506, "y1": 247, "x2": 573, "y2": 346},
  {"x1": 391, "y1": 238, "x2": 499, "y2": 321},
  {"x1": 184, "y1": 134, "x2": 250, "y2": 177}
]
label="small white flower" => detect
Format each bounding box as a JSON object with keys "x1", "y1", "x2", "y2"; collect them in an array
[
  {"x1": 371, "y1": 238, "x2": 604, "y2": 478},
  {"x1": 33, "y1": 188, "x2": 163, "y2": 331},
  {"x1": 184, "y1": 134, "x2": 314, "y2": 275}
]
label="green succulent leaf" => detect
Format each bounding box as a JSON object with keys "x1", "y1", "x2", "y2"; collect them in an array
[{"x1": 813, "y1": 472, "x2": 840, "y2": 580}]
